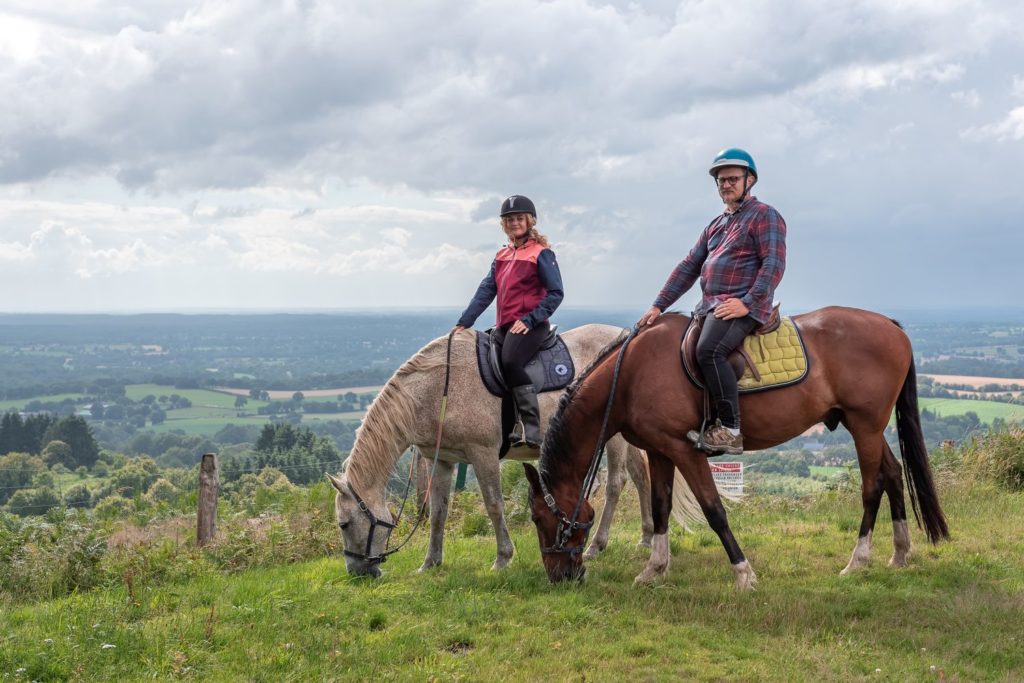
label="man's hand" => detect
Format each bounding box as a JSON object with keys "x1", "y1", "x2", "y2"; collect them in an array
[
  {"x1": 452, "y1": 324, "x2": 466, "y2": 333},
  {"x1": 713, "y1": 298, "x2": 749, "y2": 320},
  {"x1": 637, "y1": 306, "x2": 662, "y2": 327},
  {"x1": 510, "y1": 320, "x2": 529, "y2": 334}
]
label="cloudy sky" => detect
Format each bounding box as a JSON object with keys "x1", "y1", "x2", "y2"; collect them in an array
[{"x1": 1, "y1": 0, "x2": 1021, "y2": 316}]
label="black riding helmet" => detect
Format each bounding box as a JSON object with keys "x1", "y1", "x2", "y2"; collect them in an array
[{"x1": 500, "y1": 195, "x2": 537, "y2": 218}]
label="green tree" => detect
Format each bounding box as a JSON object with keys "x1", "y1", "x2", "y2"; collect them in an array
[
  {"x1": 41, "y1": 440, "x2": 72, "y2": 467},
  {"x1": 41, "y1": 416, "x2": 100, "y2": 469},
  {"x1": 234, "y1": 395, "x2": 248, "y2": 409}
]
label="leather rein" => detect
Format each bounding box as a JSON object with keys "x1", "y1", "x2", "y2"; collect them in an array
[
  {"x1": 537, "y1": 325, "x2": 639, "y2": 557},
  {"x1": 341, "y1": 329, "x2": 455, "y2": 566}
]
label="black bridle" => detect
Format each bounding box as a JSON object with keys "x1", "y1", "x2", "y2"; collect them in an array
[
  {"x1": 342, "y1": 481, "x2": 401, "y2": 565},
  {"x1": 538, "y1": 325, "x2": 639, "y2": 558},
  {"x1": 340, "y1": 330, "x2": 455, "y2": 567}
]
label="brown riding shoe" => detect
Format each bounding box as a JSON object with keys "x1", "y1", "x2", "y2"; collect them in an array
[{"x1": 686, "y1": 419, "x2": 744, "y2": 456}]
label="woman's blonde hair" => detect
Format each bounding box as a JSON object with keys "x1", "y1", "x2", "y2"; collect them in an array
[{"x1": 501, "y1": 214, "x2": 549, "y2": 248}]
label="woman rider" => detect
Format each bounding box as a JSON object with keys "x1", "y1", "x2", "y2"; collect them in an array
[{"x1": 454, "y1": 195, "x2": 564, "y2": 450}]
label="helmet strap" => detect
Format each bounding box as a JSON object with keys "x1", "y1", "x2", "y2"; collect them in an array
[{"x1": 738, "y1": 170, "x2": 751, "y2": 204}]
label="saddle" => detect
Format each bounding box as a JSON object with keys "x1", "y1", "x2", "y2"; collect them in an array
[
  {"x1": 475, "y1": 326, "x2": 575, "y2": 398},
  {"x1": 680, "y1": 304, "x2": 809, "y2": 394}
]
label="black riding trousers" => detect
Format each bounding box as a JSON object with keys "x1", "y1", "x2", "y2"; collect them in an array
[
  {"x1": 695, "y1": 314, "x2": 758, "y2": 429},
  {"x1": 492, "y1": 320, "x2": 551, "y2": 387}
]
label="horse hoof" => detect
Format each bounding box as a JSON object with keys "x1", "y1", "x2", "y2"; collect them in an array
[
  {"x1": 633, "y1": 573, "x2": 655, "y2": 586},
  {"x1": 417, "y1": 561, "x2": 440, "y2": 573},
  {"x1": 633, "y1": 566, "x2": 667, "y2": 585},
  {"x1": 732, "y1": 560, "x2": 757, "y2": 591},
  {"x1": 491, "y1": 558, "x2": 512, "y2": 571},
  {"x1": 582, "y1": 549, "x2": 599, "y2": 562},
  {"x1": 888, "y1": 554, "x2": 908, "y2": 568}
]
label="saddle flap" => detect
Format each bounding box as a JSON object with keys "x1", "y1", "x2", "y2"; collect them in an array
[
  {"x1": 680, "y1": 312, "x2": 808, "y2": 394},
  {"x1": 475, "y1": 328, "x2": 576, "y2": 398},
  {"x1": 681, "y1": 317, "x2": 748, "y2": 388}
]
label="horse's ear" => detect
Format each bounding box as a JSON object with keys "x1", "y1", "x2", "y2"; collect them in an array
[
  {"x1": 522, "y1": 463, "x2": 542, "y2": 495},
  {"x1": 325, "y1": 473, "x2": 346, "y2": 494}
]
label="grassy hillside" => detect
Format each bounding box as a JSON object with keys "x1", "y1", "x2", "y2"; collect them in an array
[{"x1": 2, "y1": 473, "x2": 1022, "y2": 681}]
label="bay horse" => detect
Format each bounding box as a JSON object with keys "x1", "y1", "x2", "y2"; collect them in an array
[
  {"x1": 524, "y1": 307, "x2": 949, "y2": 589},
  {"x1": 326, "y1": 323, "x2": 707, "y2": 577}
]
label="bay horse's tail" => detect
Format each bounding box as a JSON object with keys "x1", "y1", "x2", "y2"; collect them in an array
[{"x1": 894, "y1": 354, "x2": 950, "y2": 543}]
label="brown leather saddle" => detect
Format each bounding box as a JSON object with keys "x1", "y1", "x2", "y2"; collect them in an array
[{"x1": 680, "y1": 303, "x2": 781, "y2": 390}]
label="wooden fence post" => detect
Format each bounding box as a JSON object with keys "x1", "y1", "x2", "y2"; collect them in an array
[{"x1": 196, "y1": 453, "x2": 219, "y2": 547}]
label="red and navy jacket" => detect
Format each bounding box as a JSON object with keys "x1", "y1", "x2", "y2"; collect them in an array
[{"x1": 458, "y1": 238, "x2": 564, "y2": 329}]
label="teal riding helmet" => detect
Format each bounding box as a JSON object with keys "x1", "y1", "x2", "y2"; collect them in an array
[{"x1": 708, "y1": 148, "x2": 757, "y2": 178}]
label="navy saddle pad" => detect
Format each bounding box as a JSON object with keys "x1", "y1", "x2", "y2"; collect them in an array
[{"x1": 475, "y1": 327, "x2": 575, "y2": 397}]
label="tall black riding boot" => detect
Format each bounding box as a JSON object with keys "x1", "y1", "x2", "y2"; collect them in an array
[{"x1": 510, "y1": 384, "x2": 542, "y2": 449}]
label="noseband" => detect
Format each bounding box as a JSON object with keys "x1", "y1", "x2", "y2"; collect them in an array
[
  {"x1": 342, "y1": 482, "x2": 399, "y2": 565},
  {"x1": 537, "y1": 325, "x2": 639, "y2": 558},
  {"x1": 537, "y1": 475, "x2": 593, "y2": 557}
]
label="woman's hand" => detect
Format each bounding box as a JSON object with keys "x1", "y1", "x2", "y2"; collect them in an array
[
  {"x1": 637, "y1": 306, "x2": 662, "y2": 327},
  {"x1": 713, "y1": 298, "x2": 749, "y2": 320},
  {"x1": 509, "y1": 320, "x2": 529, "y2": 334}
]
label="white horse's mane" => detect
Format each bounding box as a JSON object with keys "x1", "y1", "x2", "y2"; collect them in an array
[{"x1": 344, "y1": 333, "x2": 471, "y2": 492}]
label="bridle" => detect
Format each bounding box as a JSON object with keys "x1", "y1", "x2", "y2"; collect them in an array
[
  {"x1": 339, "y1": 329, "x2": 455, "y2": 567},
  {"x1": 537, "y1": 325, "x2": 639, "y2": 558},
  {"x1": 341, "y1": 481, "x2": 401, "y2": 565}
]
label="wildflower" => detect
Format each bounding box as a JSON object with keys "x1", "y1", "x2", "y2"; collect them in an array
[{"x1": 101, "y1": 643, "x2": 116, "y2": 650}]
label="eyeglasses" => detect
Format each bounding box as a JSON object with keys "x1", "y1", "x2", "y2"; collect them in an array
[{"x1": 715, "y1": 175, "x2": 746, "y2": 187}]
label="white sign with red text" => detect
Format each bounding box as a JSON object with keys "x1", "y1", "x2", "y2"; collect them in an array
[{"x1": 711, "y1": 461, "x2": 744, "y2": 494}]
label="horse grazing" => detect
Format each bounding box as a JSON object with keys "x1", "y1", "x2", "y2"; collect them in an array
[
  {"x1": 327, "y1": 324, "x2": 667, "y2": 577},
  {"x1": 525, "y1": 307, "x2": 949, "y2": 589}
]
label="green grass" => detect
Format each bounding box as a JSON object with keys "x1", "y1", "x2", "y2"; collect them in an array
[
  {"x1": 809, "y1": 466, "x2": 846, "y2": 478},
  {"x1": 0, "y1": 384, "x2": 366, "y2": 435},
  {"x1": 919, "y1": 397, "x2": 1024, "y2": 423},
  {"x1": 124, "y1": 384, "x2": 244, "y2": 409},
  {"x1": 2, "y1": 480, "x2": 1022, "y2": 681}
]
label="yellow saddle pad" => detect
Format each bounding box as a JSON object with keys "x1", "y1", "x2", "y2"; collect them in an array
[{"x1": 737, "y1": 317, "x2": 808, "y2": 391}]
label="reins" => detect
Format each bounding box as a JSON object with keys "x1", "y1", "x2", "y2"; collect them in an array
[
  {"x1": 342, "y1": 329, "x2": 455, "y2": 565},
  {"x1": 538, "y1": 324, "x2": 639, "y2": 556}
]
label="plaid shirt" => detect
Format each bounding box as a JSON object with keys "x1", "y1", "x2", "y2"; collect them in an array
[{"x1": 652, "y1": 196, "x2": 786, "y2": 324}]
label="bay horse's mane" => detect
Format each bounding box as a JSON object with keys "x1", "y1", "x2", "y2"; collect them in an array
[
  {"x1": 345, "y1": 332, "x2": 472, "y2": 491},
  {"x1": 539, "y1": 325, "x2": 633, "y2": 483}
]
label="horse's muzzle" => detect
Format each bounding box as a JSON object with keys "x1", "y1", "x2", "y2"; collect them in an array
[
  {"x1": 345, "y1": 558, "x2": 383, "y2": 578},
  {"x1": 548, "y1": 563, "x2": 587, "y2": 584}
]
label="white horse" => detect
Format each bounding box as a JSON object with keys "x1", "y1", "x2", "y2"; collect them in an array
[{"x1": 327, "y1": 324, "x2": 675, "y2": 577}]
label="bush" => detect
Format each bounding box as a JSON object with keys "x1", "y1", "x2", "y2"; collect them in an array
[
  {"x1": 6, "y1": 487, "x2": 62, "y2": 517},
  {"x1": 145, "y1": 478, "x2": 179, "y2": 505},
  {"x1": 0, "y1": 512, "x2": 108, "y2": 600},
  {"x1": 64, "y1": 483, "x2": 93, "y2": 509},
  {"x1": 961, "y1": 426, "x2": 1024, "y2": 491},
  {"x1": 94, "y1": 494, "x2": 132, "y2": 519}
]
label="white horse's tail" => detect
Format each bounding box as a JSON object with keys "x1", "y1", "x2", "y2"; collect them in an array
[{"x1": 671, "y1": 469, "x2": 745, "y2": 532}]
